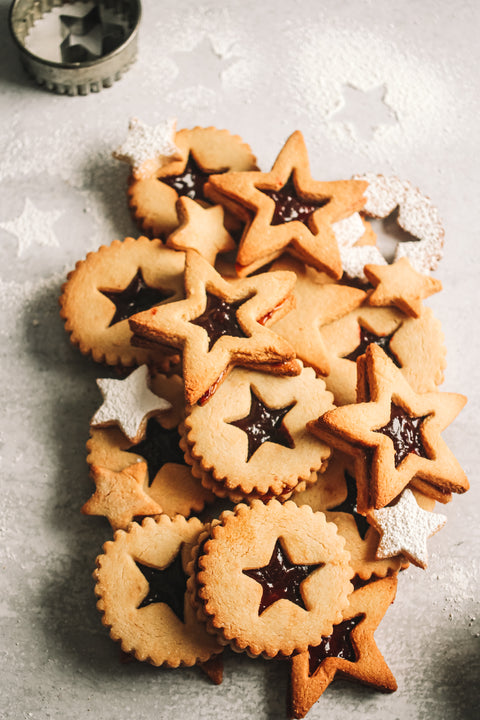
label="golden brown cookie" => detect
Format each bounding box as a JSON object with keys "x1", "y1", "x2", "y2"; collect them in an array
[
  {"x1": 188, "y1": 500, "x2": 353, "y2": 658},
  {"x1": 59, "y1": 237, "x2": 185, "y2": 367},
  {"x1": 94, "y1": 515, "x2": 223, "y2": 667}
]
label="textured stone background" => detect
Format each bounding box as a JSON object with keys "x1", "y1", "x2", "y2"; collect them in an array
[{"x1": 0, "y1": 1, "x2": 479, "y2": 718}]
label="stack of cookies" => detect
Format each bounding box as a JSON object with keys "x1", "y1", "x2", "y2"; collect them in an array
[{"x1": 59, "y1": 121, "x2": 468, "y2": 717}]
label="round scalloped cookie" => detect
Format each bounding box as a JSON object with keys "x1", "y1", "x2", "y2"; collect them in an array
[
  {"x1": 188, "y1": 499, "x2": 353, "y2": 658},
  {"x1": 59, "y1": 237, "x2": 185, "y2": 366},
  {"x1": 183, "y1": 365, "x2": 334, "y2": 501},
  {"x1": 86, "y1": 372, "x2": 214, "y2": 523},
  {"x1": 94, "y1": 515, "x2": 223, "y2": 667},
  {"x1": 319, "y1": 304, "x2": 446, "y2": 406},
  {"x1": 128, "y1": 127, "x2": 258, "y2": 238}
]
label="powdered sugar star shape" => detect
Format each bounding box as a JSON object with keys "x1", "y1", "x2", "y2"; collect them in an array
[
  {"x1": 113, "y1": 118, "x2": 181, "y2": 179},
  {"x1": 369, "y1": 488, "x2": 446, "y2": 569},
  {"x1": 91, "y1": 365, "x2": 172, "y2": 443},
  {"x1": 0, "y1": 198, "x2": 63, "y2": 257},
  {"x1": 171, "y1": 36, "x2": 241, "y2": 94},
  {"x1": 332, "y1": 84, "x2": 397, "y2": 141}
]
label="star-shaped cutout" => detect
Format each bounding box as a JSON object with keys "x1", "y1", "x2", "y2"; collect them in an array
[
  {"x1": 100, "y1": 267, "x2": 175, "y2": 327},
  {"x1": 135, "y1": 546, "x2": 188, "y2": 622},
  {"x1": 113, "y1": 117, "x2": 181, "y2": 180},
  {"x1": 271, "y1": 255, "x2": 367, "y2": 376},
  {"x1": 91, "y1": 365, "x2": 172, "y2": 444},
  {"x1": 0, "y1": 198, "x2": 62, "y2": 257},
  {"x1": 289, "y1": 575, "x2": 398, "y2": 717},
  {"x1": 129, "y1": 250, "x2": 300, "y2": 404},
  {"x1": 81, "y1": 463, "x2": 162, "y2": 530},
  {"x1": 364, "y1": 257, "x2": 443, "y2": 318},
  {"x1": 161, "y1": 154, "x2": 224, "y2": 203},
  {"x1": 229, "y1": 388, "x2": 295, "y2": 461},
  {"x1": 126, "y1": 418, "x2": 186, "y2": 486},
  {"x1": 369, "y1": 488, "x2": 447, "y2": 568},
  {"x1": 205, "y1": 130, "x2": 367, "y2": 277},
  {"x1": 308, "y1": 343, "x2": 468, "y2": 513},
  {"x1": 332, "y1": 84, "x2": 398, "y2": 141},
  {"x1": 243, "y1": 538, "x2": 324, "y2": 615},
  {"x1": 59, "y1": 5, "x2": 126, "y2": 63},
  {"x1": 170, "y1": 36, "x2": 241, "y2": 94},
  {"x1": 166, "y1": 197, "x2": 236, "y2": 265},
  {"x1": 343, "y1": 324, "x2": 401, "y2": 368}
]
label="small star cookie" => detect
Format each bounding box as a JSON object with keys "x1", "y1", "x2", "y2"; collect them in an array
[
  {"x1": 364, "y1": 257, "x2": 442, "y2": 318},
  {"x1": 113, "y1": 117, "x2": 181, "y2": 180},
  {"x1": 166, "y1": 197, "x2": 236, "y2": 265}
]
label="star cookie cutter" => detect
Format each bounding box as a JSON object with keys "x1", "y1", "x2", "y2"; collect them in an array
[{"x1": 9, "y1": 0, "x2": 142, "y2": 95}]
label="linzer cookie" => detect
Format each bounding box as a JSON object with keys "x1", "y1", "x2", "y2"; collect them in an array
[
  {"x1": 182, "y1": 365, "x2": 335, "y2": 502},
  {"x1": 289, "y1": 575, "x2": 398, "y2": 718},
  {"x1": 205, "y1": 130, "x2": 368, "y2": 277},
  {"x1": 86, "y1": 371, "x2": 214, "y2": 526},
  {"x1": 59, "y1": 237, "x2": 184, "y2": 366},
  {"x1": 94, "y1": 515, "x2": 223, "y2": 667},
  {"x1": 129, "y1": 250, "x2": 301, "y2": 405},
  {"x1": 126, "y1": 126, "x2": 257, "y2": 238},
  {"x1": 309, "y1": 344, "x2": 469, "y2": 514},
  {"x1": 188, "y1": 500, "x2": 353, "y2": 658}
]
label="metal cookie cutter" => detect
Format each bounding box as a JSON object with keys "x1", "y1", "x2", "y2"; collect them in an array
[{"x1": 9, "y1": 0, "x2": 142, "y2": 95}]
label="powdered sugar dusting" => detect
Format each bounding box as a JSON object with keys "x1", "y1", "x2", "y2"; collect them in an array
[
  {"x1": 340, "y1": 245, "x2": 387, "y2": 281},
  {"x1": 0, "y1": 199, "x2": 63, "y2": 258},
  {"x1": 332, "y1": 213, "x2": 365, "y2": 249},
  {"x1": 113, "y1": 117, "x2": 181, "y2": 178}
]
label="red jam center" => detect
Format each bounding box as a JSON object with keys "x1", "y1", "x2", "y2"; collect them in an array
[
  {"x1": 100, "y1": 268, "x2": 173, "y2": 326},
  {"x1": 191, "y1": 292, "x2": 250, "y2": 350},
  {"x1": 126, "y1": 419, "x2": 186, "y2": 485},
  {"x1": 229, "y1": 388, "x2": 295, "y2": 461},
  {"x1": 243, "y1": 538, "x2": 324, "y2": 615},
  {"x1": 375, "y1": 403, "x2": 429, "y2": 467},
  {"x1": 259, "y1": 174, "x2": 330, "y2": 227},
  {"x1": 344, "y1": 325, "x2": 401, "y2": 367},
  {"x1": 330, "y1": 471, "x2": 370, "y2": 540},
  {"x1": 308, "y1": 614, "x2": 364, "y2": 675},
  {"x1": 135, "y1": 548, "x2": 187, "y2": 622},
  {"x1": 161, "y1": 155, "x2": 222, "y2": 201}
]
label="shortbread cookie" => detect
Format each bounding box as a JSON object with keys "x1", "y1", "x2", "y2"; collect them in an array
[
  {"x1": 318, "y1": 304, "x2": 446, "y2": 406},
  {"x1": 364, "y1": 257, "x2": 442, "y2": 318},
  {"x1": 113, "y1": 117, "x2": 181, "y2": 180},
  {"x1": 309, "y1": 344, "x2": 469, "y2": 513},
  {"x1": 183, "y1": 365, "x2": 335, "y2": 501},
  {"x1": 129, "y1": 250, "x2": 301, "y2": 405},
  {"x1": 94, "y1": 515, "x2": 223, "y2": 667},
  {"x1": 188, "y1": 500, "x2": 353, "y2": 658},
  {"x1": 205, "y1": 130, "x2": 368, "y2": 277},
  {"x1": 128, "y1": 126, "x2": 257, "y2": 238},
  {"x1": 86, "y1": 372, "x2": 214, "y2": 525},
  {"x1": 289, "y1": 575, "x2": 398, "y2": 718},
  {"x1": 59, "y1": 237, "x2": 185, "y2": 366}
]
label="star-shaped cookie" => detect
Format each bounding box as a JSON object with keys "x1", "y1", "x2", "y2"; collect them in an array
[
  {"x1": 364, "y1": 257, "x2": 443, "y2": 318},
  {"x1": 82, "y1": 463, "x2": 163, "y2": 530},
  {"x1": 91, "y1": 365, "x2": 172, "y2": 444},
  {"x1": 308, "y1": 343, "x2": 468, "y2": 513},
  {"x1": 166, "y1": 197, "x2": 236, "y2": 265},
  {"x1": 368, "y1": 488, "x2": 447, "y2": 569},
  {"x1": 205, "y1": 130, "x2": 367, "y2": 277},
  {"x1": 129, "y1": 250, "x2": 300, "y2": 404},
  {"x1": 113, "y1": 117, "x2": 181, "y2": 180},
  {"x1": 289, "y1": 575, "x2": 398, "y2": 718}
]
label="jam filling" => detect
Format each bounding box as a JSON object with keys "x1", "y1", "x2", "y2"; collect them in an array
[
  {"x1": 308, "y1": 614, "x2": 364, "y2": 676},
  {"x1": 243, "y1": 538, "x2": 324, "y2": 615},
  {"x1": 161, "y1": 154, "x2": 223, "y2": 201},
  {"x1": 191, "y1": 292, "x2": 250, "y2": 350},
  {"x1": 126, "y1": 419, "x2": 186, "y2": 485},
  {"x1": 344, "y1": 325, "x2": 401, "y2": 368},
  {"x1": 135, "y1": 547, "x2": 187, "y2": 622},
  {"x1": 259, "y1": 174, "x2": 330, "y2": 227},
  {"x1": 100, "y1": 268, "x2": 173, "y2": 327},
  {"x1": 375, "y1": 403, "x2": 429, "y2": 467},
  {"x1": 330, "y1": 471, "x2": 370, "y2": 540},
  {"x1": 229, "y1": 388, "x2": 295, "y2": 461}
]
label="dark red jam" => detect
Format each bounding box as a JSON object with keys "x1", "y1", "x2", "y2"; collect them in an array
[
  {"x1": 375, "y1": 403, "x2": 429, "y2": 467},
  {"x1": 308, "y1": 614, "x2": 364, "y2": 675},
  {"x1": 229, "y1": 388, "x2": 295, "y2": 461},
  {"x1": 330, "y1": 471, "x2": 369, "y2": 540},
  {"x1": 126, "y1": 419, "x2": 186, "y2": 485},
  {"x1": 344, "y1": 325, "x2": 401, "y2": 368},
  {"x1": 135, "y1": 548, "x2": 187, "y2": 622},
  {"x1": 191, "y1": 292, "x2": 250, "y2": 350},
  {"x1": 100, "y1": 268, "x2": 173, "y2": 326},
  {"x1": 259, "y1": 174, "x2": 330, "y2": 227},
  {"x1": 161, "y1": 154, "x2": 223, "y2": 201},
  {"x1": 243, "y1": 539, "x2": 324, "y2": 615}
]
